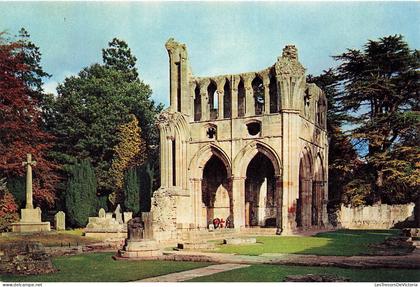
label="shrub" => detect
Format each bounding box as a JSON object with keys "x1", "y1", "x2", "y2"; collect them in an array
[
  {"x1": 0, "y1": 178, "x2": 19, "y2": 231},
  {"x1": 65, "y1": 160, "x2": 97, "y2": 227},
  {"x1": 123, "y1": 167, "x2": 140, "y2": 215}
]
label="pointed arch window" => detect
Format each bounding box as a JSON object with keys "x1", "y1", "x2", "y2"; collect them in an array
[
  {"x1": 194, "y1": 85, "x2": 201, "y2": 121},
  {"x1": 223, "y1": 80, "x2": 231, "y2": 118},
  {"x1": 208, "y1": 81, "x2": 218, "y2": 120},
  {"x1": 252, "y1": 76, "x2": 264, "y2": 115},
  {"x1": 238, "y1": 79, "x2": 245, "y2": 117}
]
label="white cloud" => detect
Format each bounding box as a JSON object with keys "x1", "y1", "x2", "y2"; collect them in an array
[{"x1": 43, "y1": 81, "x2": 58, "y2": 96}]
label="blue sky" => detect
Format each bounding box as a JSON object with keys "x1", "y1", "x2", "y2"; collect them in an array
[{"x1": 1, "y1": 1, "x2": 419, "y2": 107}]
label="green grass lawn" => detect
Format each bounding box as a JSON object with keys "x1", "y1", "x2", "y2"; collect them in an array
[
  {"x1": 210, "y1": 229, "x2": 401, "y2": 256},
  {"x1": 0, "y1": 252, "x2": 212, "y2": 282},
  {"x1": 0, "y1": 231, "x2": 99, "y2": 247},
  {"x1": 188, "y1": 264, "x2": 420, "y2": 282}
]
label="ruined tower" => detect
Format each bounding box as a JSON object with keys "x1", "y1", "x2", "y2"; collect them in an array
[{"x1": 152, "y1": 38, "x2": 328, "y2": 241}]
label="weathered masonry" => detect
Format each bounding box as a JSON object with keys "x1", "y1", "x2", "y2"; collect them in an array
[{"x1": 151, "y1": 38, "x2": 328, "y2": 241}]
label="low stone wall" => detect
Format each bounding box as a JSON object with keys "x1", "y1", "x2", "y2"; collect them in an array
[
  {"x1": 338, "y1": 203, "x2": 415, "y2": 229},
  {"x1": 0, "y1": 242, "x2": 55, "y2": 275}
]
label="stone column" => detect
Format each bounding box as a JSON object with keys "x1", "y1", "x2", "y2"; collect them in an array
[
  {"x1": 231, "y1": 77, "x2": 239, "y2": 118},
  {"x1": 169, "y1": 59, "x2": 178, "y2": 112},
  {"x1": 217, "y1": 89, "x2": 224, "y2": 120},
  {"x1": 22, "y1": 154, "x2": 36, "y2": 209},
  {"x1": 191, "y1": 178, "x2": 203, "y2": 228},
  {"x1": 303, "y1": 178, "x2": 313, "y2": 227},
  {"x1": 167, "y1": 136, "x2": 174, "y2": 187},
  {"x1": 263, "y1": 84, "x2": 270, "y2": 114},
  {"x1": 321, "y1": 180, "x2": 329, "y2": 226},
  {"x1": 281, "y1": 111, "x2": 300, "y2": 233},
  {"x1": 274, "y1": 175, "x2": 283, "y2": 234},
  {"x1": 160, "y1": 129, "x2": 168, "y2": 187},
  {"x1": 258, "y1": 178, "x2": 267, "y2": 226},
  {"x1": 200, "y1": 85, "x2": 209, "y2": 121},
  {"x1": 244, "y1": 76, "x2": 255, "y2": 117},
  {"x1": 232, "y1": 176, "x2": 246, "y2": 229},
  {"x1": 180, "y1": 56, "x2": 188, "y2": 114}
]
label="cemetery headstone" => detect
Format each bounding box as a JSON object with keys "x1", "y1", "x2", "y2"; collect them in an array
[
  {"x1": 98, "y1": 208, "x2": 106, "y2": 218},
  {"x1": 115, "y1": 204, "x2": 123, "y2": 224},
  {"x1": 54, "y1": 211, "x2": 65, "y2": 231}
]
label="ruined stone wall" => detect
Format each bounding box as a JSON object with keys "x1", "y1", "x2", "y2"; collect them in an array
[
  {"x1": 338, "y1": 203, "x2": 415, "y2": 229},
  {"x1": 152, "y1": 38, "x2": 329, "y2": 241}
]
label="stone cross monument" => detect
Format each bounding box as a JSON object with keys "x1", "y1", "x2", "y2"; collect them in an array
[
  {"x1": 22, "y1": 153, "x2": 36, "y2": 209},
  {"x1": 11, "y1": 154, "x2": 51, "y2": 232}
]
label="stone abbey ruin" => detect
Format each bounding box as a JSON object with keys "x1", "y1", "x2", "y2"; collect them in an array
[{"x1": 150, "y1": 38, "x2": 328, "y2": 241}]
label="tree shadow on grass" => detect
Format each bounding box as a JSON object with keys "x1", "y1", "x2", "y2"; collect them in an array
[{"x1": 296, "y1": 229, "x2": 402, "y2": 256}]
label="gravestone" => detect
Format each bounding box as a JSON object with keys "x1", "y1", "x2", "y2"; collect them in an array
[
  {"x1": 85, "y1": 207, "x2": 126, "y2": 240},
  {"x1": 115, "y1": 204, "x2": 123, "y2": 224},
  {"x1": 98, "y1": 208, "x2": 106, "y2": 218},
  {"x1": 11, "y1": 154, "x2": 50, "y2": 232},
  {"x1": 54, "y1": 211, "x2": 65, "y2": 231}
]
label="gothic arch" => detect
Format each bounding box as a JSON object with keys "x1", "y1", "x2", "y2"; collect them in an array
[
  {"x1": 296, "y1": 146, "x2": 314, "y2": 227},
  {"x1": 312, "y1": 153, "x2": 325, "y2": 226},
  {"x1": 189, "y1": 144, "x2": 232, "y2": 180},
  {"x1": 233, "y1": 140, "x2": 282, "y2": 178},
  {"x1": 157, "y1": 111, "x2": 190, "y2": 189},
  {"x1": 299, "y1": 146, "x2": 313, "y2": 179}
]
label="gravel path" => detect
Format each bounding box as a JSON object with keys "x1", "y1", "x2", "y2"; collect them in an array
[
  {"x1": 159, "y1": 248, "x2": 420, "y2": 269},
  {"x1": 139, "y1": 263, "x2": 250, "y2": 282}
]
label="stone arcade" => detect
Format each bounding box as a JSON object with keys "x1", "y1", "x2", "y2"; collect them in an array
[{"x1": 151, "y1": 39, "x2": 328, "y2": 241}]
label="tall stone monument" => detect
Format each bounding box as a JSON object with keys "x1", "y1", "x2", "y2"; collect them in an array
[{"x1": 11, "y1": 154, "x2": 51, "y2": 232}]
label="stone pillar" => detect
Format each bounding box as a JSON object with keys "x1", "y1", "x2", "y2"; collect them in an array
[
  {"x1": 167, "y1": 136, "x2": 174, "y2": 187},
  {"x1": 160, "y1": 129, "x2": 168, "y2": 187},
  {"x1": 321, "y1": 180, "x2": 329, "y2": 226},
  {"x1": 258, "y1": 178, "x2": 267, "y2": 226},
  {"x1": 217, "y1": 89, "x2": 224, "y2": 120},
  {"x1": 180, "y1": 56, "x2": 189, "y2": 114},
  {"x1": 200, "y1": 85, "x2": 209, "y2": 121},
  {"x1": 192, "y1": 178, "x2": 203, "y2": 228},
  {"x1": 23, "y1": 154, "x2": 36, "y2": 209},
  {"x1": 304, "y1": 178, "x2": 313, "y2": 227},
  {"x1": 244, "y1": 76, "x2": 255, "y2": 117},
  {"x1": 281, "y1": 111, "x2": 300, "y2": 233},
  {"x1": 169, "y1": 60, "x2": 177, "y2": 112},
  {"x1": 274, "y1": 175, "x2": 283, "y2": 234},
  {"x1": 231, "y1": 77, "x2": 239, "y2": 118},
  {"x1": 175, "y1": 138, "x2": 183, "y2": 188},
  {"x1": 232, "y1": 177, "x2": 246, "y2": 229},
  {"x1": 262, "y1": 74, "x2": 270, "y2": 114}
]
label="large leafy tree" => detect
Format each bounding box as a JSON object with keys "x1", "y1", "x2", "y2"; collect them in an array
[
  {"x1": 334, "y1": 35, "x2": 419, "y2": 204},
  {"x1": 0, "y1": 32, "x2": 59, "y2": 207},
  {"x1": 15, "y1": 28, "x2": 51, "y2": 102},
  {"x1": 46, "y1": 38, "x2": 161, "y2": 198},
  {"x1": 308, "y1": 70, "x2": 359, "y2": 209},
  {"x1": 109, "y1": 114, "x2": 146, "y2": 205},
  {"x1": 102, "y1": 38, "x2": 138, "y2": 82}
]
